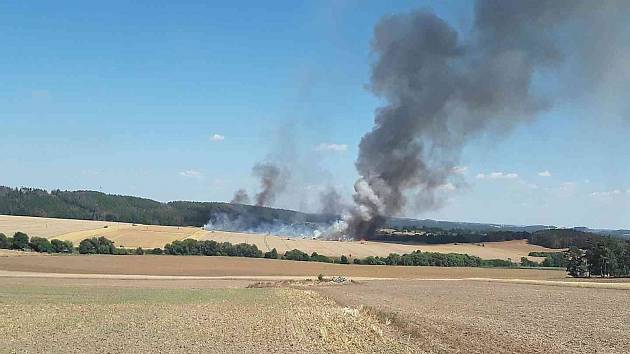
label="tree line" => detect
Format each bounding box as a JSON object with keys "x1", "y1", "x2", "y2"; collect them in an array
[
  {"x1": 0, "y1": 232, "x2": 73, "y2": 253},
  {"x1": 2, "y1": 232, "x2": 518, "y2": 268},
  {"x1": 566, "y1": 238, "x2": 630, "y2": 277},
  {"x1": 0, "y1": 186, "x2": 333, "y2": 227},
  {"x1": 378, "y1": 226, "x2": 624, "y2": 249}
]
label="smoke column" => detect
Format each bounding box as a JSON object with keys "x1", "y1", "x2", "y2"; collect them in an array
[
  {"x1": 253, "y1": 162, "x2": 288, "y2": 206},
  {"x1": 230, "y1": 189, "x2": 250, "y2": 204},
  {"x1": 344, "y1": 0, "x2": 629, "y2": 239},
  {"x1": 319, "y1": 187, "x2": 345, "y2": 215}
]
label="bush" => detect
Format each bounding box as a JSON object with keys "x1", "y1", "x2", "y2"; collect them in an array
[
  {"x1": 135, "y1": 247, "x2": 144, "y2": 255},
  {"x1": 51, "y1": 239, "x2": 74, "y2": 253},
  {"x1": 264, "y1": 248, "x2": 279, "y2": 259},
  {"x1": 78, "y1": 237, "x2": 116, "y2": 254},
  {"x1": 29, "y1": 237, "x2": 54, "y2": 253},
  {"x1": 282, "y1": 249, "x2": 310, "y2": 261},
  {"x1": 310, "y1": 252, "x2": 333, "y2": 263},
  {"x1": 149, "y1": 248, "x2": 163, "y2": 255},
  {"x1": 12, "y1": 232, "x2": 29, "y2": 250},
  {"x1": 0, "y1": 233, "x2": 10, "y2": 249}
]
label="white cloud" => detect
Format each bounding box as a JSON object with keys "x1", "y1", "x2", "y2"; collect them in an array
[
  {"x1": 315, "y1": 143, "x2": 347, "y2": 152},
  {"x1": 209, "y1": 134, "x2": 225, "y2": 142},
  {"x1": 452, "y1": 166, "x2": 468, "y2": 174},
  {"x1": 590, "y1": 189, "x2": 624, "y2": 198},
  {"x1": 179, "y1": 170, "x2": 203, "y2": 178},
  {"x1": 537, "y1": 170, "x2": 552, "y2": 177},
  {"x1": 476, "y1": 172, "x2": 519, "y2": 180}
]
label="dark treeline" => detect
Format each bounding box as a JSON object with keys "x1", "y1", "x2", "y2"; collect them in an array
[
  {"x1": 566, "y1": 239, "x2": 630, "y2": 278},
  {"x1": 161, "y1": 238, "x2": 515, "y2": 268},
  {"x1": 0, "y1": 186, "x2": 334, "y2": 227},
  {"x1": 375, "y1": 228, "x2": 529, "y2": 244},
  {"x1": 378, "y1": 227, "x2": 620, "y2": 249}
]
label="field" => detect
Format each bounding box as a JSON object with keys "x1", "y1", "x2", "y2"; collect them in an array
[
  {"x1": 0, "y1": 253, "x2": 628, "y2": 353},
  {"x1": 0, "y1": 215, "x2": 555, "y2": 260}
]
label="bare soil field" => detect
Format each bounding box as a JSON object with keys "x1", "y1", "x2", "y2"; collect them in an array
[
  {"x1": 0, "y1": 278, "x2": 415, "y2": 353},
  {"x1": 317, "y1": 280, "x2": 630, "y2": 353},
  {"x1": 0, "y1": 215, "x2": 555, "y2": 260},
  {"x1": 0, "y1": 255, "x2": 627, "y2": 353},
  {"x1": 0, "y1": 254, "x2": 566, "y2": 280}
]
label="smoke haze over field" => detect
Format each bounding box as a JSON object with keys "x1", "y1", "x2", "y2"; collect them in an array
[{"x1": 343, "y1": 0, "x2": 630, "y2": 239}]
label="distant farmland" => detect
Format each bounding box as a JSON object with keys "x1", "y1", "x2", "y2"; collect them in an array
[{"x1": 0, "y1": 215, "x2": 556, "y2": 260}]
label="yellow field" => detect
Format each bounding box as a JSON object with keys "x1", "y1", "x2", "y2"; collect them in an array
[{"x1": 0, "y1": 215, "x2": 555, "y2": 260}]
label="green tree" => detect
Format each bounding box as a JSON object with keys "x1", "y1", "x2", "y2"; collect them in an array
[
  {"x1": 566, "y1": 246, "x2": 588, "y2": 277},
  {"x1": 12, "y1": 232, "x2": 29, "y2": 250},
  {"x1": 78, "y1": 239, "x2": 96, "y2": 254},
  {"x1": 0, "y1": 233, "x2": 10, "y2": 249},
  {"x1": 135, "y1": 247, "x2": 144, "y2": 255},
  {"x1": 264, "y1": 248, "x2": 279, "y2": 259},
  {"x1": 282, "y1": 249, "x2": 310, "y2": 261},
  {"x1": 50, "y1": 239, "x2": 73, "y2": 253},
  {"x1": 340, "y1": 255, "x2": 349, "y2": 264},
  {"x1": 29, "y1": 237, "x2": 54, "y2": 253}
]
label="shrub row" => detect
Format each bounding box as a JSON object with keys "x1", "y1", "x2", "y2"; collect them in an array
[
  {"x1": 0, "y1": 232, "x2": 522, "y2": 269},
  {"x1": 0, "y1": 232, "x2": 73, "y2": 253},
  {"x1": 349, "y1": 251, "x2": 515, "y2": 268},
  {"x1": 163, "y1": 239, "x2": 262, "y2": 258}
]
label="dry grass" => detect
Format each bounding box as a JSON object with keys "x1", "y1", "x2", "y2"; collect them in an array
[
  {"x1": 317, "y1": 279, "x2": 630, "y2": 353},
  {"x1": 1, "y1": 215, "x2": 556, "y2": 260},
  {"x1": 0, "y1": 278, "x2": 416, "y2": 353}
]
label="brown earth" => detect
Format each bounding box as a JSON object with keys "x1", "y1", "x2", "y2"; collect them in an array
[
  {"x1": 0, "y1": 254, "x2": 628, "y2": 353},
  {"x1": 0, "y1": 254, "x2": 567, "y2": 280},
  {"x1": 317, "y1": 279, "x2": 630, "y2": 354},
  {"x1": 0, "y1": 215, "x2": 556, "y2": 260},
  {"x1": 0, "y1": 278, "x2": 416, "y2": 353}
]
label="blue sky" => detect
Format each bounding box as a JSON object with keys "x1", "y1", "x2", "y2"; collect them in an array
[{"x1": 1, "y1": 1, "x2": 629, "y2": 229}]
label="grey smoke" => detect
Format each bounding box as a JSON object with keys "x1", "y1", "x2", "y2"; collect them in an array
[
  {"x1": 230, "y1": 189, "x2": 250, "y2": 204},
  {"x1": 253, "y1": 162, "x2": 289, "y2": 207},
  {"x1": 319, "y1": 187, "x2": 345, "y2": 215},
  {"x1": 344, "y1": 0, "x2": 629, "y2": 239}
]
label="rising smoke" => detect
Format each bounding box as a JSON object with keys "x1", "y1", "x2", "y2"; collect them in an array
[
  {"x1": 253, "y1": 162, "x2": 289, "y2": 206},
  {"x1": 319, "y1": 187, "x2": 346, "y2": 215},
  {"x1": 230, "y1": 189, "x2": 250, "y2": 204},
  {"x1": 342, "y1": 0, "x2": 630, "y2": 239}
]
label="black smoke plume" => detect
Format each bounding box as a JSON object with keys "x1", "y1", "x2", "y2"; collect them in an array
[{"x1": 344, "y1": 0, "x2": 629, "y2": 239}]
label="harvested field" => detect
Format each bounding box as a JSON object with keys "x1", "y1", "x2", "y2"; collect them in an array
[
  {"x1": 0, "y1": 215, "x2": 556, "y2": 260},
  {"x1": 317, "y1": 280, "x2": 630, "y2": 354},
  {"x1": 0, "y1": 278, "x2": 415, "y2": 353},
  {"x1": 0, "y1": 215, "x2": 129, "y2": 238},
  {"x1": 0, "y1": 254, "x2": 566, "y2": 280}
]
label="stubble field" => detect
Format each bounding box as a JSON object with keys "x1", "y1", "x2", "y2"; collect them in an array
[{"x1": 0, "y1": 253, "x2": 628, "y2": 353}]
